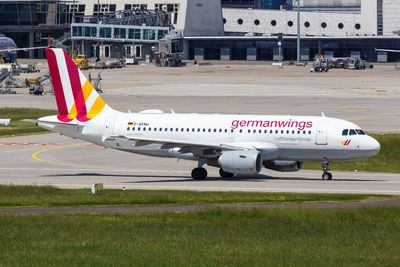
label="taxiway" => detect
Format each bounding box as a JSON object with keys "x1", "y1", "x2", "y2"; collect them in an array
[{"x1": 1, "y1": 134, "x2": 399, "y2": 195}]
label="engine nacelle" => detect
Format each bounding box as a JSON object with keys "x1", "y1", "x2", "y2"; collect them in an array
[
  {"x1": 218, "y1": 150, "x2": 263, "y2": 175},
  {"x1": 263, "y1": 160, "x2": 303, "y2": 172}
]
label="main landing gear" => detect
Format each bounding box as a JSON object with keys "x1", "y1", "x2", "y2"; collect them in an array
[
  {"x1": 191, "y1": 167, "x2": 207, "y2": 180},
  {"x1": 219, "y1": 168, "x2": 234, "y2": 178},
  {"x1": 321, "y1": 158, "x2": 333, "y2": 180},
  {"x1": 191, "y1": 158, "x2": 236, "y2": 180},
  {"x1": 191, "y1": 158, "x2": 208, "y2": 180}
]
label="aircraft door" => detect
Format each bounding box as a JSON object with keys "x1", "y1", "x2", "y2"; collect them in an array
[
  {"x1": 104, "y1": 117, "x2": 115, "y2": 137},
  {"x1": 228, "y1": 124, "x2": 236, "y2": 140},
  {"x1": 316, "y1": 123, "x2": 328, "y2": 145}
]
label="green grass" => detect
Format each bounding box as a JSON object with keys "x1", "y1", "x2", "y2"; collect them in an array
[
  {"x1": 304, "y1": 134, "x2": 400, "y2": 173},
  {"x1": 0, "y1": 185, "x2": 391, "y2": 208},
  {"x1": 1, "y1": 207, "x2": 400, "y2": 266},
  {"x1": 0, "y1": 108, "x2": 56, "y2": 137}
]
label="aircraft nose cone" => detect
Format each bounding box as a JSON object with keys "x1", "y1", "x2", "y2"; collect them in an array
[{"x1": 367, "y1": 137, "x2": 381, "y2": 156}]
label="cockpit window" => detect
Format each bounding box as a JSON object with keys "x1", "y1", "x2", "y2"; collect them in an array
[
  {"x1": 342, "y1": 129, "x2": 348, "y2": 136},
  {"x1": 356, "y1": 129, "x2": 366, "y2": 135},
  {"x1": 349, "y1": 129, "x2": 357, "y2": 136}
]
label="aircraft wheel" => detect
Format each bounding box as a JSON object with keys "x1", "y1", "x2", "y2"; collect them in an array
[
  {"x1": 219, "y1": 168, "x2": 234, "y2": 178},
  {"x1": 191, "y1": 168, "x2": 207, "y2": 180},
  {"x1": 322, "y1": 172, "x2": 333, "y2": 180}
]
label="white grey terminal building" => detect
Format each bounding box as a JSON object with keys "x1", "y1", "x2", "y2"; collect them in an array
[{"x1": 1, "y1": 0, "x2": 400, "y2": 61}]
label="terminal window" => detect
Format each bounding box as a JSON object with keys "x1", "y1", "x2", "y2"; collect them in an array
[
  {"x1": 128, "y1": 29, "x2": 141, "y2": 39},
  {"x1": 124, "y1": 4, "x2": 148, "y2": 10},
  {"x1": 143, "y1": 29, "x2": 156, "y2": 40},
  {"x1": 94, "y1": 4, "x2": 116, "y2": 16},
  {"x1": 155, "y1": 4, "x2": 179, "y2": 24}
]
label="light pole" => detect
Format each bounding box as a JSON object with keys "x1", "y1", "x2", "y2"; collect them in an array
[
  {"x1": 297, "y1": 0, "x2": 301, "y2": 63},
  {"x1": 72, "y1": 0, "x2": 75, "y2": 53}
]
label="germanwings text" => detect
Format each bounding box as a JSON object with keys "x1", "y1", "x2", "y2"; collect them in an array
[{"x1": 231, "y1": 119, "x2": 313, "y2": 130}]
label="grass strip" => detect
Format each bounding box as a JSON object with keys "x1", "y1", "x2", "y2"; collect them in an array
[
  {"x1": 0, "y1": 108, "x2": 56, "y2": 137},
  {"x1": 304, "y1": 134, "x2": 400, "y2": 173},
  {"x1": 0, "y1": 185, "x2": 391, "y2": 208},
  {"x1": 0, "y1": 207, "x2": 399, "y2": 265}
]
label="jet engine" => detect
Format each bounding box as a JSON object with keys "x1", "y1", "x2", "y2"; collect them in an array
[
  {"x1": 217, "y1": 150, "x2": 263, "y2": 175},
  {"x1": 263, "y1": 160, "x2": 303, "y2": 172}
]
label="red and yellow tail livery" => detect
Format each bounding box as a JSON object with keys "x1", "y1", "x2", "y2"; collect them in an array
[{"x1": 45, "y1": 48, "x2": 107, "y2": 122}]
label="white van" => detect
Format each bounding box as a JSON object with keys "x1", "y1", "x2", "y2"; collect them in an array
[{"x1": 125, "y1": 54, "x2": 138, "y2": 65}]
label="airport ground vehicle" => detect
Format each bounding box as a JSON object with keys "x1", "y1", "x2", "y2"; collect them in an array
[
  {"x1": 26, "y1": 72, "x2": 50, "y2": 95},
  {"x1": 74, "y1": 55, "x2": 89, "y2": 69},
  {"x1": 348, "y1": 58, "x2": 366, "y2": 70},
  {"x1": 38, "y1": 48, "x2": 381, "y2": 181},
  {"x1": 310, "y1": 58, "x2": 330, "y2": 72},
  {"x1": 125, "y1": 54, "x2": 138, "y2": 65}
]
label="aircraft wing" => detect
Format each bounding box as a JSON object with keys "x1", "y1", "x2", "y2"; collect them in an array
[
  {"x1": 105, "y1": 135, "x2": 278, "y2": 158},
  {"x1": 375, "y1": 48, "x2": 400, "y2": 53},
  {"x1": 105, "y1": 135, "x2": 237, "y2": 150},
  {"x1": 0, "y1": 46, "x2": 48, "y2": 53}
]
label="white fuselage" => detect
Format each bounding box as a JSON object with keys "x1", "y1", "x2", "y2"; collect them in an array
[{"x1": 38, "y1": 110, "x2": 381, "y2": 163}]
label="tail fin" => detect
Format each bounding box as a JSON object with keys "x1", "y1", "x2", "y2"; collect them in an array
[{"x1": 45, "y1": 48, "x2": 108, "y2": 122}]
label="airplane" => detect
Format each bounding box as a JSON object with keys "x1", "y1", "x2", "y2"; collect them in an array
[
  {"x1": 0, "y1": 34, "x2": 48, "y2": 63},
  {"x1": 36, "y1": 48, "x2": 381, "y2": 180}
]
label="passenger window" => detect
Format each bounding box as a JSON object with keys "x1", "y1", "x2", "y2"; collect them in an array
[
  {"x1": 286, "y1": 130, "x2": 289, "y2": 134},
  {"x1": 292, "y1": 130, "x2": 295, "y2": 134},
  {"x1": 342, "y1": 129, "x2": 348, "y2": 136},
  {"x1": 208, "y1": 129, "x2": 211, "y2": 132},
  {"x1": 192, "y1": 128, "x2": 195, "y2": 132},
  {"x1": 248, "y1": 129, "x2": 251, "y2": 133},
  {"x1": 349, "y1": 129, "x2": 357, "y2": 136},
  {"x1": 264, "y1": 130, "x2": 267, "y2": 134},
  {"x1": 132, "y1": 127, "x2": 135, "y2": 131},
  {"x1": 214, "y1": 129, "x2": 217, "y2": 132},
  {"x1": 270, "y1": 130, "x2": 273, "y2": 134},
  {"x1": 197, "y1": 128, "x2": 200, "y2": 132},
  {"x1": 165, "y1": 128, "x2": 168, "y2": 132},
  {"x1": 224, "y1": 129, "x2": 228, "y2": 133},
  {"x1": 231, "y1": 129, "x2": 234, "y2": 133},
  {"x1": 203, "y1": 128, "x2": 206, "y2": 132},
  {"x1": 297, "y1": 130, "x2": 300, "y2": 134},
  {"x1": 181, "y1": 128, "x2": 184, "y2": 132},
  {"x1": 159, "y1": 128, "x2": 162, "y2": 131},
  {"x1": 127, "y1": 127, "x2": 130, "y2": 131},
  {"x1": 149, "y1": 128, "x2": 152, "y2": 131},
  {"x1": 356, "y1": 129, "x2": 366, "y2": 135},
  {"x1": 170, "y1": 128, "x2": 173, "y2": 132},
  {"x1": 253, "y1": 130, "x2": 257, "y2": 133},
  {"x1": 138, "y1": 127, "x2": 141, "y2": 131},
  {"x1": 186, "y1": 128, "x2": 189, "y2": 132},
  {"x1": 240, "y1": 129, "x2": 243, "y2": 133},
  {"x1": 275, "y1": 130, "x2": 278, "y2": 134},
  {"x1": 303, "y1": 131, "x2": 306, "y2": 134},
  {"x1": 176, "y1": 128, "x2": 179, "y2": 132},
  {"x1": 281, "y1": 130, "x2": 284, "y2": 134},
  {"x1": 308, "y1": 130, "x2": 311, "y2": 134},
  {"x1": 154, "y1": 128, "x2": 156, "y2": 131},
  {"x1": 143, "y1": 128, "x2": 146, "y2": 131},
  {"x1": 219, "y1": 129, "x2": 222, "y2": 132}
]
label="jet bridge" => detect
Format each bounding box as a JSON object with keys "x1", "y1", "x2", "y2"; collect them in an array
[{"x1": 67, "y1": 9, "x2": 173, "y2": 58}]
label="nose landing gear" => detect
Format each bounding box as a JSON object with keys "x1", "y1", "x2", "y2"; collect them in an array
[{"x1": 321, "y1": 158, "x2": 333, "y2": 180}]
